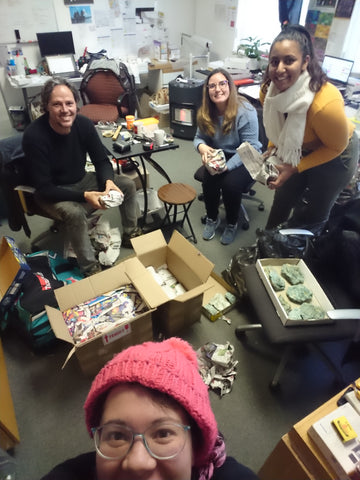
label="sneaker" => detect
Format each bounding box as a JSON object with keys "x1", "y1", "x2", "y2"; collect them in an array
[
  {"x1": 203, "y1": 217, "x2": 220, "y2": 241},
  {"x1": 122, "y1": 226, "x2": 143, "y2": 248},
  {"x1": 220, "y1": 223, "x2": 238, "y2": 245}
]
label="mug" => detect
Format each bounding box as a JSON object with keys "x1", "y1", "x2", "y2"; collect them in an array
[{"x1": 154, "y1": 129, "x2": 165, "y2": 147}]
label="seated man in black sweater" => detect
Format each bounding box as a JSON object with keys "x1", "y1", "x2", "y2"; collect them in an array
[{"x1": 22, "y1": 76, "x2": 141, "y2": 276}]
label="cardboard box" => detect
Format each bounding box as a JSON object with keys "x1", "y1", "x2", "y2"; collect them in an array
[
  {"x1": 131, "y1": 230, "x2": 214, "y2": 336},
  {"x1": 202, "y1": 272, "x2": 239, "y2": 322},
  {"x1": 256, "y1": 258, "x2": 334, "y2": 326},
  {"x1": 0, "y1": 236, "x2": 30, "y2": 310},
  {"x1": 46, "y1": 257, "x2": 159, "y2": 376},
  {"x1": 308, "y1": 402, "x2": 360, "y2": 480}
]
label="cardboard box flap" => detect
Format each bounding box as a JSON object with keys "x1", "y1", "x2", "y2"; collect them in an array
[
  {"x1": 61, "y1": 346, "x2": 76, "y2": 370},
  {"x1": 131, "y1": 274, "x2": 169, "y2": 308},
  {"x1": 131, "y1": 229, "x2": 167, "y2": 257},
  {"x1": 168, "y1": 230, "x2": 214, "y2": 283},
  {"x1": 45, "y1": 305, "x2": 74, "y2": 345}
]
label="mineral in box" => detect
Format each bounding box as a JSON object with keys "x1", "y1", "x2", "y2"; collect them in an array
[
  {"x1": 0, "y1": 236, "x2": 30, "y2": 310},
  {"x1": 45, "y1": 257, "x2": 158, "y2": 376},
  {"x1": 131, "y1": 229, "x2": 214, "y2": 336},
  {"x1": 202, "y1": 272, "x2": 239, "y2": 322},
  {"x1": 256, "y1": 258, "x2": 334, "y2": 326}
]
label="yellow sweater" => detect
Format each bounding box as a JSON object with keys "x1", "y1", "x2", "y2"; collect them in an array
[{"x1": 260, "y1": 82, "x2": 355, "y2": 173}]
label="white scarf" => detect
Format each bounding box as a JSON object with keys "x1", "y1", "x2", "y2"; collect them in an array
[{"x1": 263, "y1": 71, "x2": 315, "y2": 166}]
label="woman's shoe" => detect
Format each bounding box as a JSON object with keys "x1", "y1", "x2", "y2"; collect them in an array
[
  {"x1": 220, "y1": 223, "x2": 238, "y2": 245},
  {"x1": 203, "y1": 217, "x2": 220, "y2": 240}
]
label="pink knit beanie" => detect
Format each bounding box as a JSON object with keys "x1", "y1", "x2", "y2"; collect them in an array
[{"x1": 84, "y1": 337, "x2": 218, "y2": 467}]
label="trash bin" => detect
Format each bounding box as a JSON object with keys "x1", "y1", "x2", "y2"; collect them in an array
[{"x1": 8, "y1": 106, "x2": 29, "y2": 132}]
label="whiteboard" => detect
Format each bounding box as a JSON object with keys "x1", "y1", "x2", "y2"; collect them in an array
[{"x1": 0, "y1": 0, "x2": 57, "y2": 44}]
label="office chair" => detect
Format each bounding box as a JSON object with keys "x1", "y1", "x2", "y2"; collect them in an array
[
  {"x1": 235, "y1": 264, "x2": 360, "y2": 390},
  {"x1": 0, "y1": 135, "x2": 61, "y2": 252},
  {"x1": 79, "y1": 68, "x2": 137, "y2": 124}
]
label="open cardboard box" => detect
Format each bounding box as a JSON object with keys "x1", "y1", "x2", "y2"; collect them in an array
[
  {"x1": 202, "y1": 272, "x2": 239, "y2": 322},
  {"x1": 131, "y1": 229, "x2": 214, "y2": 336},
  {"x1": 0, "y1": 236, "x2": 30, "y2": 311},
  {"x1": 256, "y1": 258, "x2": 334, "y2": 326},
  {"x1": 46, "y1": 257, "x2": 160, "y2": 376}
]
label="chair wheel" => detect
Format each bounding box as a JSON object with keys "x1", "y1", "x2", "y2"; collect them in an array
[
  {"x1": 258, "y1": 204, "x2": 265, "y2": 211},
  {"x1": 50, "y1": 225, "x2": 59, "y2": 233},
  {"x1": 198, "y1": 193, "x2": 204, "y2": 201},
  {"x1": 201, "y1": 215, "x2": 207, "y2": 225},
  {"x1": 235, "y1": 328, "x2": 247, "y2": 341},
  {"x1": 242, "y1": 221, "x2": 249, "y2": 230}
]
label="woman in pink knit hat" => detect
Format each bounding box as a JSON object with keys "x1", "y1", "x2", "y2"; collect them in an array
[{"x1": 40, "y1": 337, "x2": 258, "y2": 479}]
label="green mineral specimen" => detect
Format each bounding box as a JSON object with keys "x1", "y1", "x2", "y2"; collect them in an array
[{"x1": 281, "y1": 264, "x2": 304, "y2": 285}]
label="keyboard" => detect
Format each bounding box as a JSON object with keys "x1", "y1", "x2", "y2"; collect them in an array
[{"x1": 61, "y1": 71, "x2": 82, "y2": 79}]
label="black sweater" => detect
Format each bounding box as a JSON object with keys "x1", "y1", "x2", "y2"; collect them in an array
[{"x1": 22, "y1": 114, "x2": 114, "y2": 203}]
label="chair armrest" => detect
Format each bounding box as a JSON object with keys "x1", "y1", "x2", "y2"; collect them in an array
[{"x1": 14, "y1": 185, "x2": 36, "y2": 215}]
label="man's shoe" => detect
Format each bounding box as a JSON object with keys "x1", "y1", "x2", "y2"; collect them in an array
[
  {"x1": 203, "y1": 217, "x2": 220, "y2": 241},
  {"x1": 220, "y1": 223, "x2": 238, "y2": 245},
  {"x1": 122, "y1": 227, "x2": 143, "y2": 248}
]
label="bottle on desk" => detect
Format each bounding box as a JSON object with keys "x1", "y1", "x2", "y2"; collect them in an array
[{"x1": 7, "y1": 53, "x2": 17, "y2": 77}]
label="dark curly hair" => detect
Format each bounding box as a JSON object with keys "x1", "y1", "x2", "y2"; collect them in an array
[
  {"x1": 262, "y1": 24, "x2": 327, "y2": 93},
  {"x1": 40, "y1": 76, "x2": 80, "y2": 112}
]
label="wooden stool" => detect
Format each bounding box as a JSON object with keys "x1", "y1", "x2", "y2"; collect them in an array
[{"x1": 157, "y1": 183, "x2": 197, "y2": 243}]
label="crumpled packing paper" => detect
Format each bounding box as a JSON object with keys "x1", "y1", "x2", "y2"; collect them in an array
[
  {"x1": 197, "y1": 342, "x2": 238, "y2": 397},
  {"x1": 237, "y1": 142, "x2": 280, "y2": 185},
  {"x1": 204, "y1": 149, "x2": 227, "y2": 175}
]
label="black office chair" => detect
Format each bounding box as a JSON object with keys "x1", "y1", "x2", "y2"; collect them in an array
[
  {"x1": 235, "y1": 264, "x2": 360, "y2": 390},
  {"x1": 0, "y1": 134, "x2": 61, "y2": 251}
]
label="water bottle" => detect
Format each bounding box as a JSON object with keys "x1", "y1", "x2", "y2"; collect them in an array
[
  {"x1": 0, "y1": 449, "x2": 16, "y2": 480},
  {"x1": 7, "y1": 54, "x2": 17, "y2": 77}
]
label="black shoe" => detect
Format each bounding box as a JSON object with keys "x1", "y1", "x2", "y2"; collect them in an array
[{"x1": 122, "y1": 227, "x2": 143, "y2": 248}]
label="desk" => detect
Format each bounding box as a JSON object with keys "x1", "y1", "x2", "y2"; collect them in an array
[
  {"x1": 7, "y1": 74, "x2": 82, "y2": 113},
  {"x1": 99, "y1": 130, "x2": 179, "y2": 229},
  {"x1": 259, "y1": 380, "x2": 359, "y2": 480}
]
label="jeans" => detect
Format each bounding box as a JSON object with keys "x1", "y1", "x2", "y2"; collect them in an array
[
  {"x1": 266, "y1": 132, "x2": 359, "y2": 231},
  {"x1": 203, "y1": 164, "x2": 253, "y2": 225},
  {"x1": 34, "y1": 172, "x2": 137, "y2": 272}
]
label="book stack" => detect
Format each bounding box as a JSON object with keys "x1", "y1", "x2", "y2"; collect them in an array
[{"x1": 308, "y1": 402, "x2": 360, "y2": 480}]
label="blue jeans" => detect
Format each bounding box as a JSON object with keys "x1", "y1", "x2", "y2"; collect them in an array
[
  {"x1": 34, "y1": 172, "x2": 137, "y2": 272},
  {"x1": 266, "y1": 132, "x2": 359, "y2": 231}
]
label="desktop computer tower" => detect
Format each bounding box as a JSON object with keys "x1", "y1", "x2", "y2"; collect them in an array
[{"x1": 169, "y1": 78, "x2": 205, "y2": 139}]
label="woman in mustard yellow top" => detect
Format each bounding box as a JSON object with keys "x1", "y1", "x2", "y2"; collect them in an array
[{"x1": 260, "y1": 24, "x2": 358, "y2": 232}]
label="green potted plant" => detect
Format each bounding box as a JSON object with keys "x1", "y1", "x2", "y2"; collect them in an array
[{"x1": 237, "y1": 36, "x2": 269, "y2": 71}]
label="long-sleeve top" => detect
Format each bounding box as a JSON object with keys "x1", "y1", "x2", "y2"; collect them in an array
[
  {"x1": 22, "y1": 113, "x2": 114, "y2": 203},
  {"x1": 260, "y1": 81, "x2": 355, "y2": 173},
  {"x1": 193, "y1": 103, "x2": 262, "y2": 171}
]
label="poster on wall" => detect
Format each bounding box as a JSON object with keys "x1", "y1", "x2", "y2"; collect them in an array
[
  {"x1": 305, "y1": 0, "x2": 336, "y2": 61},
  {"x1": 64, "y1": 0, "x2": 93, "y2": 4},
  {"x1": 335, "y1": 0, "x2": 355, "y2": 18},
  {"x1": 70, "y1": 5, "x2": 93, "y2": 23}
]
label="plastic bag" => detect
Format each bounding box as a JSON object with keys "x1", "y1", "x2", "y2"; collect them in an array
[
  {"x1": 222, "y1": 245, "x2": 258, "y2": 298},
  {"x1": 256, "y1": 228, "x2": 310, "y2": 259}
]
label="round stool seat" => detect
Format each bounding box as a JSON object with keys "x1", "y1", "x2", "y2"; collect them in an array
[{"x1": 157, "y1": 183, "x2": 196, "y2": 205}]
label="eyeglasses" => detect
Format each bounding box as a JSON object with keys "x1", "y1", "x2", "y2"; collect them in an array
[
  {"x1": 207, "y1": 80, "x2": 229, "y2": 90},
  {"x1": 92, "y1": 422, "x2": 191, "y2": 461}
]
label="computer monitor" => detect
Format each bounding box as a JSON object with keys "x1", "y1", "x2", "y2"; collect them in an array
[
  {"x1": 322, "y1": 55, "x2": 354, "y2": 86},
  {"x1": 36, "y1": 31, "x2": 75, "y2": 58}
]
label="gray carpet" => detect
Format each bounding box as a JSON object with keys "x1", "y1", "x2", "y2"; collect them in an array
[{"x1": 1, "y1": 129, "x2": 359, "y2": 480}]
